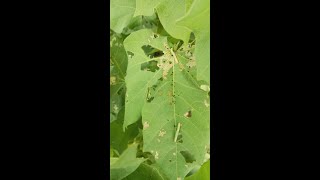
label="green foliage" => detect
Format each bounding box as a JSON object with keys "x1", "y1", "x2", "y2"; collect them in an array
[
  {"x1": 185, "y1": 160, "x2": 210, "y2": 180},
  {"x1": 177, "y1": 0, "x2": 210, "y2": 83},
  {"x1": 110, "y1": 0, "x2": 210, "y2": 179},
  {"x1": 110, "y1": 144, "x2": 145, "y2": 180}
]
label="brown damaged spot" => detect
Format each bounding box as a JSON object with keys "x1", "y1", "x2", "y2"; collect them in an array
[
  {"x1": 186, "y1": 57, "x2": 196, "y2": 68},
  {"x1": 157, "y1": 56, "x2": 174, "y2": 79},
  {"x1": 143, "y1": 121, "x2": 149, "y2": 129},
  {"x1": 156, "y1": 43, "x2": 176, "y2": 79},
  {"x1": 158, "y1": 129, "x2": 166, "y2": 137},
  {"x1": 110, "y1": 76, "x2": 116, "y2": 85},
  {"x1": 184, "y1": 110, "x2": 192, "y2": 118}
]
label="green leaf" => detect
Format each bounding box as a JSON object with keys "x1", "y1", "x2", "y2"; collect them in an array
[
  {"x1": 110, "y1": 0, "x2": 136, "y2": 33},
  {"x1": 110, "y1": 116, "x2": 140, "y2": 155},
  {"x1": 123, "y1": 163, "x2": 169, "y2": 180},
  {"x1": 134, "y1": 0, "x2": 162, "y2": 17},
  {"x1": 123, "y1": 28, "x2": 210, "y2": 179},
  {"x1": 141, "y1": 50, "x2": 210, "y2": 179},
  {"x1": 110, "y1": 33, "x2": 128, "y2": 80},
  {"x1": 185, "y1": 0, "x2": 194, "y2": 12},
  {"x1": 185, "y1": 160, "x2": 210, "y2": 180},
  {"x1": 176, "y1": 0, "x2": 210, "y2": 83},
  {"x1": 110, "y1": 3, "x2": 210, "y2": 179},
  {"x1": 122, "y1": 14, "x2": 160, "y2": 35},
  {"x1": 156, "y1": 0, "x2": 191, "y2": 43},
  {"x1": 110, "y1": 32, "x2": 128, "y2": 122},
  {"x1": 110, "y1": 144, "x2": 145, "y2": 180},
  {"x1": 123, "y1": 29, "x2": 165, "y2": 128}
]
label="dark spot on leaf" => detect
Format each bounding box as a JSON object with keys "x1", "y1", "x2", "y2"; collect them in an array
[
  {"x1": 180, "y1": 151, "x2": 196, "y2": 163},
  {"x1": 140, "y1": 60, "x2": 159, "y2": 72},
  {"x1": 169, "y1": 159, "x2": 172, "y2": 162},
  {"x1": 184, "y1": 110, "x2": 192, "y2": 118},
  {"x1": 127, "y1": 51, "x2": 134, "y2": 57},
  {"x1": 152, "y1": 85, "x2": 157, "y2": 90},
  {"x1": 141, "y1": 45, "x2": 163, "y2": 58},
  {"x1": 147, "y1": 97, "x2": 154, "y2": 102},
  {"x1": 177, "y1": 134, "x2": 183, "y2": 143}
]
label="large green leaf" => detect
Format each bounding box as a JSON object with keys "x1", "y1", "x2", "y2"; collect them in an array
[
  {"x1": 156, "y1": 0, "x2": 191, "y2": 43},
  {"x1": 110, "y1": 0, "x2": 136, "y2": 33},
  {"x1": 185, "y1": 160, "x2": 210, "y2": 180},
  {"x1": 134, "y1": 0, "x2": 162, "y2": 17},
  {"x1": 123, "y1": 29, "x2": 165, "y2": 128},
  {"x1": 110, "y1": 2, "x2": 210, "y2": 179},
  {"x1": 177, "y1": 0, "x2": 210, "y2": 83},
  {"x1": 110, "y1": 144, "x2": 145, "y2": 180},
  {"x1": 131, "y1": 0, "x2": 191, "y2": 43},
  {"x1": 123, "y1": 28, "x2": 210, "y2": 179},
  {"x1": 141, "y1": 52, "x2": 210, "y2": 179}
]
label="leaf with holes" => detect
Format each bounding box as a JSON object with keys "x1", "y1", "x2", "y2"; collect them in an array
[
  {"x1": 110, "y1": 0, "x2": 210, "y2": 179},
  {"x1": 140, "y1": 41, "x2": 210, "y2": 179},
  {"x1": 177, "y1": 0, "x2": 210, "y2": 83},
  {"x1": 123, "y1": 29, "x2": 166, "y2": 128},
  {"x1": 122, "y1": 27, "x2": 210, "y2": 180}
]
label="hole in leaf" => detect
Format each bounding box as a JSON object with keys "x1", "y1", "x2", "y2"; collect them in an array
[
  {"x1": 141, "y1": 45, "x2": 164, "y2": 58},
  {"x1": 152, "y1": 84, "x2": 157, "y2": 90},
  {"x1": 140, "y1": 60, "x2": 159, "y2": 72},
  {"x1": 180, "y1": 151, "x2": 196, "y2": 163},
  {"x1": 184, "y1": 110, "x2": 192, "y2": 118},
  {"x1": 147, "y1": 97, "x2": 154, "y2": 102},
  {"x1": 127, "y1": 51, "x2": 134, "y2": 57},
  {"x1": 177, "y1": 134, "x2": 183, "y2": 143}
]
